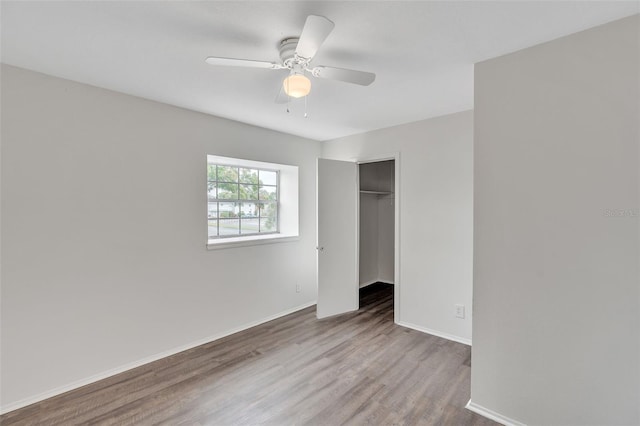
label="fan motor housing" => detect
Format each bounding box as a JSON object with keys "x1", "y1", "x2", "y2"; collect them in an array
[{"x1": 279, "y1": 38, "x2": 300, "y2": 66}]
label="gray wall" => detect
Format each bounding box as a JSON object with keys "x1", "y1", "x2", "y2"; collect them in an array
[
  {"x1": 0, "y1": 65, "x2": 321, "y2": 410},
  {"x1": 471, "y1": 15, "x2": 639, "y2": 425}
]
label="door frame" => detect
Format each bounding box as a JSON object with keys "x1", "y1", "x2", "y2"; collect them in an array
[{"x1": 355, "y1": 152, "x2": 401, "y2": 324}]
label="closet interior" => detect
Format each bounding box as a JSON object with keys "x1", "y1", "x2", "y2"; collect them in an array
[{"x1": 359, "y1": 160, "x2": 395, "y2": 288}]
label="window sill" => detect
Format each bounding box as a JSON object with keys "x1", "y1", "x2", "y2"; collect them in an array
[{"x1": 206, "y1": 234, "x2": 299, "y2": 250}]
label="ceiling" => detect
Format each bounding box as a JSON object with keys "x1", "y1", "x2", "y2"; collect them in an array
[{"x1": 2, "y1": 1, "x2": 638, "y2": 141}]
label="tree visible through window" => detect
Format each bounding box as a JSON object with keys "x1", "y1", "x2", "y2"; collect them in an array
[{"x1": 207, "y1": 163, "x2": 278, "y2": 238}]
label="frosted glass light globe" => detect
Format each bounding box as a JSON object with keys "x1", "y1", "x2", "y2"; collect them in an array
[{"x1": 283, "y1": 74, "x2": 311, "y2": 98}]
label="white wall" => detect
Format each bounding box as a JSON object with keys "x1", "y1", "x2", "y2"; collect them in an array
[
  {"x1": 471, "y1": 15, "x2": 639, "y2": 425},
  {"x1": 0, "y1": 65, "x2": 321, "y2": 410},
  {"x1": 376, "y1": 195, "x2": 394, "y2": 283},
  {"x1": 359, "y1": 193, "x2": 379, "y2": 286},
  {"x1": 323, "y1": 110, "x2": 474, "y2": 344}
]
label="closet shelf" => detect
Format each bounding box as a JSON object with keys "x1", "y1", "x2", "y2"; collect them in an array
[{"x1": 360, "y1": 190, "x2": 393, "y2": 195}]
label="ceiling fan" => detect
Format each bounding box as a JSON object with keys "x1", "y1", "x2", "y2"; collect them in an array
[{"x1": 205, "y1": 15, "x2": 376, "y2": 101}]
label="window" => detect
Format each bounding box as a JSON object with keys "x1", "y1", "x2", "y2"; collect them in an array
[
  {"x1": 208, "y1": 163, "x2": 279, "y2": 238},
  {"x1": 206, "y1": 155, "x2": 299, "y2": 248}
]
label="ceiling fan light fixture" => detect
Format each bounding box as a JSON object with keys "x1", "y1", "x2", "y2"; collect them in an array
[
  {"x1": 283, "y1": 73, "x2": 311, "y2": 98},
  {"x1": 205, "y1": 15, "x2": 375, "y2": 104}
]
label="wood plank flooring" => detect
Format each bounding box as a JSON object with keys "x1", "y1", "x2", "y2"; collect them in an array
[{"x1": 1, "y1": 283, "x2": 497, "y2": 425}]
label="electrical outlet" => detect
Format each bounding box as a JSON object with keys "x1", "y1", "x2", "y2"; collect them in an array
[
  {"x1": 455, "y1": 304, "x2": 465, "y2": 319},
  {"x1": 296, "y1": 283, "x2": 301, "y2": 293}
]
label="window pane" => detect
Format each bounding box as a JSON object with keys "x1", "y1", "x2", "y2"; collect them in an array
[
  {"x1": 241, "y1": 218, "x2": 259, "y2": 234},
  {"x1": 208, "y1": 220, "x2": 218, "y2": 238},
  {"x1": 240, "y1": 202, "x2": 258, "y2": 218},
  {"x1": 239, "y1": 184, "x2": 259, "y2": 200},
  {"x1": 207, "y1": 183, "x2": 217, "y2": 201},
  {"x1": 239, "y1": 168, "x2": 258, "y2": 184},
  {"x1": 259, "y1": 185, "x2": 277, "y2": 201},
  {"x1": 206, "y1": 159, "x2": 285, "y2": 240},
  {"x1": 219, "y1": 219, "x2": 239, "y2": 236},
  {"x1": 260, "y1": 217, "x2": 277, "y2": 233},
  {"x1": 208, "y1": 203, "x2": 218, "y2": 219},
  {"x1": 217, "y1": 183, "x2": 238, "y2": 200},
  {"x1": 259, "y1": 170, "x2": 277, "y2": 186},
  {"x1": 207, "y1": 164, "x2": 217, "y2": 181},
  {"x1": 219, "y1": 202, "x2": 239, "y2": 218},
  {"x1": 259, "y1": 202, "x2": 277, "y2": 218},
  {"x1": 217, "y1": 165, "x2": 239, "y2": 183}
]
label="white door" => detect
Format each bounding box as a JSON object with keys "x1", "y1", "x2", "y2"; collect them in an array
[{"x1": 317, "y1": 158, "x2": 358, "y2": 318}]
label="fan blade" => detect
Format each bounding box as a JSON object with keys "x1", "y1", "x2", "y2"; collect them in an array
[
  {"x1": 205, "y1": 56, "x2": 282, "y2": 69},
  {"x1": 295, "y1": 15, "x2": 335, "y2": 60},
  {"x1": 312, "y1": 66, "x2": 376, "y2": 86}
]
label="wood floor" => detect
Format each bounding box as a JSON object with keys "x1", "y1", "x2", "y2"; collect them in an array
[{"x1": 1, "y1": 284, "x2": 496, "y2": 426}]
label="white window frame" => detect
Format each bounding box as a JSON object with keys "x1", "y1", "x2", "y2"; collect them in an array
[{"x1": 206, "y1": 155, "x2": 299, "y2": 250}]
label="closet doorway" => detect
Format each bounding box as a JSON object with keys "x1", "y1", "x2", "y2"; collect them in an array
[
  {"x1": 358, "y1": 159, "x2": 396, "y2": 316},
  {"x1": 316, "y1": 155, "x2": 400, "y2": 321}
]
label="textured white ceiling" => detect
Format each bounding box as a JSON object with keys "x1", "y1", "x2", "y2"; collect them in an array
[{"x1": 2, "y1": 1, "x2": 638, "y2": 141}]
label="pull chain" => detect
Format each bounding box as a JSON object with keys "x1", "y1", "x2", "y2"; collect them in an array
[{"x1": 283, "y1": 94, "x2": 309, "y2": 118}]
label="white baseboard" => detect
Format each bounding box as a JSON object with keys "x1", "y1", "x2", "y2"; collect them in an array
[
  {"x1": 359, "y1": 279, "x2": 378, "y2": 288},
  {"x1": 465, "y1": 400, "x2": 526, "y2": 426},
  {"x1": 0, "y1": 301, "x2": 317, "y2": 415},
  {"x1": 396, "y1": 320, "x2": 471, "y2": 346},
  {"x1": 359, "y1": 279, "x2": 394, "y2": 288}
]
